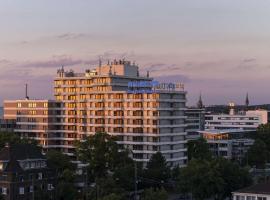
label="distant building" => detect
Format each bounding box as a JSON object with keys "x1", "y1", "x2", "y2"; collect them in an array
[
  {"x1": 199, "y1": 129, "x2": 254, "y2": 162},
  {"x1": 205, "y1": 108, "x2": 268, "y2": 131},
  {"x1": 0, "y1": 143, "x2": 56, "y2": 200},
  {"x1": 232, "y1": 182, "x2": 270, "y2": 200},
  {"x1": 0, "y1": 119, "x2": 16, "y2": 133},
  {"x1": 185, "y1": 108, "x2": 205, "y2": 140}
]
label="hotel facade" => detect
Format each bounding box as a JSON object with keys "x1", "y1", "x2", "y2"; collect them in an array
[{"x1": 4, "y1": 60, "x2": 188, "y2": 167}]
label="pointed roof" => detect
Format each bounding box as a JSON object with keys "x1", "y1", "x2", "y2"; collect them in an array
[
  {"x1": 245, "y1": 93, "x2": 249, "y2": 107},
  {"x1": 0, "y1": 144, "x2": 45, "y2": 172},
  {"x1": 197, "y1": 93, "x2": 204, "y2": 109}
]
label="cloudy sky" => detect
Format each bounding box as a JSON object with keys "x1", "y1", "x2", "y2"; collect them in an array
[{"x1": 0, "y1": 0, "x2": 270, "y2": 106}]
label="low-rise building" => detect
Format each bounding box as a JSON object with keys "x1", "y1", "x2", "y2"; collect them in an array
[
  {"x1": 199, "y1": 129, "x2": 254, "y2": 162},
  {"x1": 0, "y1": 143, "x2": 56, "y2": 200},
  {"x1": 233, "y1": 182, "x2": 270, "y2": 200},
  {"x1": 205, "y1": 109, "x2": 268, "y2": 131}
]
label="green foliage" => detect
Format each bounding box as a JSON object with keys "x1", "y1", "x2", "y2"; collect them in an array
[
  {"x1": 187, "y1": 137, "x2": 212, "y2": 161},
  {"x1": 246, "y1": 139, "x2": 269, "y2": 168},
  {"x1": 142, "y1": 187, "x2": 168, "y2": 200},
  {"x1": 99, "y1": 193, "x2": 124, "y2": 200},
  {"x1": 0, "y1": 131, "x2": 38, "y2": 150},
  {"x1": 87, "y1": 176, "x2": 126, "y2": 200},
  {"x1": 46, "y1": 150, "x2": 75, "y2": 172},
  {"x1": 214, "y1": 158, "x2": 252, "y2": 199},
  {"x1": 46, "y1": 150, "x2": 77, "y2": 199},
  {"x1": 75, "y1": 132, "x2": 134, "y2": 181},
  {"x1": 56, "y1": 182, "x2": 78, "y2": 200},
  {"x1": 75, "y1": 132, "x2": 121, "y2": 179},
  {"x1": 177, "y1": 158, "x2": 252, "y2": 200},
  {"x1": 257, "y1": 123, "x2": 270, "y2": 135},
  {"x1": 143, "y1": 152, "x2": 171, "y2": 188}
]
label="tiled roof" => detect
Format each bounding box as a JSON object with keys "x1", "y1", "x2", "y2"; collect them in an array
[{"x1": 0, "y1": 144, "x2": 45, "y2": 172}]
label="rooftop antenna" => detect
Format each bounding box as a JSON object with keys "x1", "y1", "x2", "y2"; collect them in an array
[
  {"x1": 98, "y1": 56, "x2": 102, "y2": 67},
  {"x1": 25, "y1": 84, "x2": 29, "y2": 100},
  {"x1": 98, "y1": 56, "x2": 102, "y2": 75}
]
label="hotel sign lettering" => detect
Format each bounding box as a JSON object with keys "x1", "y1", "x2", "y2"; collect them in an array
[{"x1": 127, "y1": 81, "x2": 184, "y2": 94}]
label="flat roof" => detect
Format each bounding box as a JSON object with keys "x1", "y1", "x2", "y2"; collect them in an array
[{"x1": 198, "y1": 129, "x2": 252, "y2": 135}]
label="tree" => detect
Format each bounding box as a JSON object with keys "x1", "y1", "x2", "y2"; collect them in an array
[
  {"x1": 187, "y1": 137, "x2": 212, "y2": 161},
  {"x1": 177, "y1": 158, "x2": 252, "y2": 200},
  {"x1": 99, "y1": 193, "x2": 124, "y2": 200},
  {"x1": 214, "y1": 158, "x2": 252, "y2": 199},
  {"x1": 46, "y1": 150, "x2": 75, "y2": 172},
  {"x1": 143, "y1": 152, "x2": 171, "y2": 188},
  {"x1": 75, "y1": 132, "x2": 135, "y2": 182},
  {"x1": 177, "y1": 159, "x2": 224, "y2": 200},
  {"x1": 86, "y1": 176, "x2": 126, "y2": 200},
  {"x1": 46, "y1": 150, "x2": 77, "y2": 199},
  {"x1": 142, "y1": 187, "x2": 168, "y2": 200},
  {"x1": 246, "y1": 139, "x2": 269, "y2": 168},
  {"x1": 56, "y1": 182, "x2": 78, "y2": 200},
  {"x1": 75, "y1": 132, "x2": 121, "y2": 180},
  {"x1": 256, "y1": 123, "x2": 270, "y2": 154},
  {"x1": 0, "y1": 131, "x2": 38, "y2": 150}
]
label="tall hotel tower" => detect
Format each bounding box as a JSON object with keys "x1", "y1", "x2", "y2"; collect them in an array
[{"x1": 5, "y1": 60, "x2": 187, "y2": 167}]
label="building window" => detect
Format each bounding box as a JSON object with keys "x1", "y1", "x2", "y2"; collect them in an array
[
  {"x1": 38, "y1": 173, "x2": 42, "y2": 180},
  {"x1": 48, "y1": 184, "x2": 53, "y2": 191},
  {"x1": 2, "y1": 187, "x2": 7, "y2": 195},
  {"x1": 29, "y1": 185, "x2": 33, "y2": 193},
  {"x1": 258, "y1": 197, "x2": 267, "y2": 200},
  {"x1": 19, "y1": 187, "x2": 24, "y2": 195},
  {"x1": 17, "y1": 103, "x2": 22, "y2": 108},
  {"x1": 247, "y1": 196, "x2": 256, "y2": 200}
]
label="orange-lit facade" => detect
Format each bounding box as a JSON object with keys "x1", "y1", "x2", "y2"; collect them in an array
[{"x1": 4, "y1": 60, "x2": 187, "y2": 166}]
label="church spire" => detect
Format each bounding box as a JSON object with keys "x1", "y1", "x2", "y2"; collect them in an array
[
  {"x1": 197, "y1": 93, "x2": 204, "y2": 109},
  {"x1": 245, "y1": 93, "x2": 249, "y2": 107}
]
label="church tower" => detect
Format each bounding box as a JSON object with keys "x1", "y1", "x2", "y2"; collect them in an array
[
  {"x1": 197, "y1": 93, "x2": 204, "y2": 109},
  {"x1": 245, "y1": 93, "x2": 249, "y2": 108}
]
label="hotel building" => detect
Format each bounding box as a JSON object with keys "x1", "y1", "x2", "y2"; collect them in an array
[{"x1": 4, "y1": 60, "x2": 188, "y2": 167}]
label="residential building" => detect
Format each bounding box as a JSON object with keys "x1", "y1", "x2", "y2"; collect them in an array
[
  {"x1": 233, "y1": 182, "x2": 270, "y2": 200},
  {"x1": 4, "y1": 100, "x2": 65, "y2": 153},
  {"x1": 4, "y1": 60, "x2": 188, "y2": 167},
  {"x1": 0, "y1": 143, "x2": 56, "y2": 200},
  {"x1": 199, "y1": 129, "x2": 254, "y2": 162}
]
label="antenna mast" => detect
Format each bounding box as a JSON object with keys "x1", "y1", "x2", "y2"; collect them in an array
[{"x1": 25, "y1": 84, "x2": 29, "y2": 100}]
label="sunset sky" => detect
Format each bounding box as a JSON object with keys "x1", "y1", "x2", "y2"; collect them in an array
[{"x1": 1, "y1": 0, "x2": 270, "y2": 105}]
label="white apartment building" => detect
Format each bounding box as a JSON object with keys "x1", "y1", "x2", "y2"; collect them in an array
[{"x1": 205, "y1": 109, "x2": 268, "y2": 131}]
